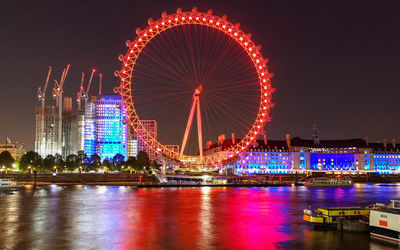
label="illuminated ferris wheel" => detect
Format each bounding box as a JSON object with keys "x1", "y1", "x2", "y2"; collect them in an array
[{"x1": 115, "y1": 8, "x2": 274, "y2": 167}]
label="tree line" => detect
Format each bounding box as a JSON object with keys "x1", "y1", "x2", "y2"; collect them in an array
[{"x1": 0, "y1": 150, "x2": 154, "y2": 173}]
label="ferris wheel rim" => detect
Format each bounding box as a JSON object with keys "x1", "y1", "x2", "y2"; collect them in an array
[{"x1": 117, "y1": 8, "x2": 273, "y2": 166}]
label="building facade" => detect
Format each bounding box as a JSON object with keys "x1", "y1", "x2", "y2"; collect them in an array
[
  {"x1": 35, "y1": 105, "x2": 59, "y2": 158},
  {"x1": 0, "y1": 143, "x2": 26, "y2": 160},
  {"x1": 84, "y1": 95, "x2": 128, "y2": 160},
  {"x1": 61, "y1": 97, "x2": 77, "y2": 159},
  {"x1": 76, "y1": 109, "x2": 85, "y2": 154},
  {"x1": 217, "y1": 136, "x2": 400, "y2": 174},
  {"x1": 136, "y1": 120, "x2": 157, "y2": 162}
]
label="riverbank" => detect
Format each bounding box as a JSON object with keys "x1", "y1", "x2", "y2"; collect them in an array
[{"x1": 2, "y1": 172, "x2": 400, "y2": 187}]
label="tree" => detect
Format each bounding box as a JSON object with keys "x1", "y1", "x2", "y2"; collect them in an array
[
  {"x1": 112, "y1": 153, "x2": 125, "y2": 171},
  {"x1": 126, "y1": 156, "x2": 138, "y2": 171},
  {"x1": 0, "y1": 151, "x2": 14, "y2": 168},
  {"x1": 54, "y1": 153, "x2": 64, "y2": 172},
  {"x1": 83, "y1": 155, "x2": 90, "y2": 172},
  {"x1": 89, "y1": 154, "x2": 101, "y2": 171},
  {"x1": 42, "y1": 154, "x2": 55, "y2": 171},
  {"x1": 77, "y1": 151, "x2": 86, "y2": 165},
  {"x1": 65, "y1": 154, "x2": 79, "y2": 172},
  {"x1": 137, "y1": 151, "x2": 150, "y2": 169},
  {"x1": 20, "y1": 151, "x2": 42, "y2": 171},
  {"x1": 152, "y1": 160, "x2": 160, "y2": 170},
  {"x1": 102, "y1": 159, "x2": 111, "y2": 171}
]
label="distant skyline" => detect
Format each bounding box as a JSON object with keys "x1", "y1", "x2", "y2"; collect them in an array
[{"x1": 0, "y1": 0, "x2": 399, "y2": 151}]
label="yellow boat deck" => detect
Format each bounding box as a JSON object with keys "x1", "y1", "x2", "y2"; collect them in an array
[{"x1": 304, "y1": 207, "x2": 370, "y2": 225}]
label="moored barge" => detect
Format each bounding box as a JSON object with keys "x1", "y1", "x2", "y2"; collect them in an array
[{"x1": 304, "y1": 206, "x2": 370, "y2": 229}]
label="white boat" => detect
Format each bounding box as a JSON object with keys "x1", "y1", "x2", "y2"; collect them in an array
[
  {"x1": 370, "y1": 200, "x2": 400, "y2": 244},
  {"x1": 0, "y1": 179, "x2": 23, "y2": 191},
  {"x1": 304, "y1": 177, "x2": 354, "y2": 187}
]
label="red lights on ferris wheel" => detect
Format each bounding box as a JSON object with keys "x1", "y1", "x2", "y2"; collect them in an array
[{"x1": 117, "y1": 8, "x2": 273, "y2": 166}]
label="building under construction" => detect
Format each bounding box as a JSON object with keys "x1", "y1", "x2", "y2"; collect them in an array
[
  {"x1": 34, "y1": 66, "x2": 146, "y2": 161},
  {"x1": 35, "y1": 65, "x2": 76, "y2": 158},
  {"x1": 35, "y1": 105, "x2": 59, "y2": 157}
]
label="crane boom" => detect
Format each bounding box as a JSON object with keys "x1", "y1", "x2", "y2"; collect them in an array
[
  {"x1": 77, "y1": 72, "x2": 85, "y2": 110},
  {"x1": 86, "y1": 68, "x2": 96, "y2": 95},
  {"x1": 98, "y1": 73, "x2": 102, "y2": 96},
  {"x1": 37, "y1": 66, "x2": 52, "y2": 106},
  {"x1": 60, "y1": 64, "x2": 71, "y2": 90},
  {"x1": 80, "y1": 72, "x2": 85, "y2": 90},
  {"x1": 42, "y1": 66, "x2": 52, "y2": 100}
]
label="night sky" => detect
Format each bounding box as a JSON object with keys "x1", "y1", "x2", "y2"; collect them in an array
[{"x1": 1, "y1": 0, "x2": 399, "y2": 151}]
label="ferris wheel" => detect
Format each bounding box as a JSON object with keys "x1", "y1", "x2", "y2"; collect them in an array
[{"x1": 115, "y1": 8, "x2": 274, "y2": 167}]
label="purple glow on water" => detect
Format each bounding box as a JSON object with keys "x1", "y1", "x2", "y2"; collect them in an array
[{"x1": 0, "y1": 185, "x2": 400, "y2": 249}]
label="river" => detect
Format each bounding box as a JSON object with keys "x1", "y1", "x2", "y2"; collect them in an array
[{"x1": 0, "y1": 184, "x2": 399, "y2": 249}]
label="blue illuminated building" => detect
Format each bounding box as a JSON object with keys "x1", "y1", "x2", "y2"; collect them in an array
[
  {"x1": 228, "y1": 140, "x2": 294, "y2": 174},
  {"x1": 84, "y1": 95, "x2": 127, "y2": 160},
  {"x1": 212, "y1": 135, "x2": 400, "y2": 174}
]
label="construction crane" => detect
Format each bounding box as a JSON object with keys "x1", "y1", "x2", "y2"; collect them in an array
[
  {"x1": 36, "y1": 66, "x2": 52, "y2": 156},
  {"x1": 76, "y1": 68, "x2": 96, "y2": 110},
  {"x1": 37, "y1": 66, "x2": 52, "y2": 107},
  {"x1": 86, "y1": 68, "x2": 96, "y2": 98},
  {"x1": 52, "y1": 64, "x2": 71, "y2": 104},
  {"x1": 52, "y1": 64, "x2": 71, "y2": 155},
  {"x1": 98, "y1": 73, "x2": 102, "y2": 96},
  {"x1": 77, "y1": 72, "x2": 85, "y2": 110}
]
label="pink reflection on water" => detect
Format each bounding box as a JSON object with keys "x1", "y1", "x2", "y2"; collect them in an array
[
  {"x1": 214, "y1": 188, "x2": 291, "y2": 249},
  {"x1": 114, "y1": 187, "x2": 292, "y2": 249}
]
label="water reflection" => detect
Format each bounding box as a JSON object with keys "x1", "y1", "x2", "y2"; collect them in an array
[
  {"x1": 200, "y1": 187, "x2": 213, "y2": 249},
  {"x1": 0, "y1": 184, "x2": 399, "y2": 249}
]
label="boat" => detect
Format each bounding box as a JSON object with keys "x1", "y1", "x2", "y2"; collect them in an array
[
  {"x1": 304, "y1": 177, "x2": 354, "y2": 187},
  {"x1": 304, "y1": 206, "x2": 370, "y2": 229},
  {"x1": 0, "y1": 179, "x2": 23, "y2": 192},
  {"x1": 370, "y1": 200, "x2": 400, "y2": 244}
]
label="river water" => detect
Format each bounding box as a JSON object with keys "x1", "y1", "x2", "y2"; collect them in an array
[{"x1": 0, "y1": 184, "x2": 399, "y2": 249}]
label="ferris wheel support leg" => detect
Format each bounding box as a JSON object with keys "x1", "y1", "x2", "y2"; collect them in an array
[
  {"x1": 196, "y1": 97, "x2": 203, "y2": 158},
  {"x1": 180, "y1": 98, "x2": 197, "y2": 155}
]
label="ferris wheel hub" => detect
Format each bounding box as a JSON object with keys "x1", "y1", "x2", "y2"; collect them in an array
[{"x1": 194, "y1": 84, "x2": 203, "y2": 96}]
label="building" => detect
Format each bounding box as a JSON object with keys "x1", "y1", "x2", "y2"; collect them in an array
[
  {"x1": 136, "y1": 120, "x2": 157, "y2": 162},
  {"x1": 61, "y1": 97, "x2": 77, "y2": 159},
  {"x1": 76, "y1": 109, "x2": 85, "y2": 154},
  {"x1": 35, "y1": 105, "x2": 59, "y2": 158},
  {"x1": 207, "y1": 134, "x2": 400, "y2": 174},
  {"x1": 127, "y1": 125, "x2": 138, "y2": 158},
  {"x1": 84, "y1": 95, "x2": 128, "y2": 160},
  {"x1": 0, "y1": 143, "x2": 25, "y2": 160}
]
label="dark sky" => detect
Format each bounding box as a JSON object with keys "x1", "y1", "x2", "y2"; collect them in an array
[{"x1": 1, "y1": 0, "x2": 399, "y2": 151}]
